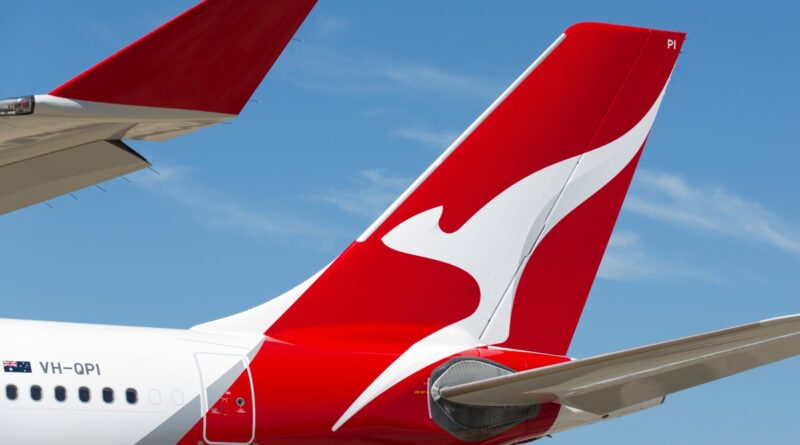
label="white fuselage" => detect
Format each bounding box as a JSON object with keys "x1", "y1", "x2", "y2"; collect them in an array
[{"x1": 0, "y1": 319, "x2": 263, "y2": 444}]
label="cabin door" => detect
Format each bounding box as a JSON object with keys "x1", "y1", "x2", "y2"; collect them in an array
[{"x1": 194, "y1": 353, "x2": 256, "y2": 444}]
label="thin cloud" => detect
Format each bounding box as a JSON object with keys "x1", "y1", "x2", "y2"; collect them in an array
[
  {"x1": 626, "y1": 170, "x2": 800, "y2": 255},
  {"x1": 313, "y1": 14, "x2": 350, "y2": 35},
  {"x1": 598, "y1": 230, "x2": 719, "y2": 283},
  {"x1": 390, "y1": 127, "x2": 459, "y2": 148},
  {"x1": 278, "y1": 45, "x2": 501, "y2": 100},
  {"x1": 278, "y1": 46, "x2": 382, "y2": 95},
  {"x1": 316, "y1": 169, "x2": 411, "y2": 219},
  {"x1": 379, "y1": 62, "x2": 501, "y2": 100},
  {"x1": 361, "y1": 108, "x2": 387, "y2": 118},
  {"x1": 133, "y1": 166, "x2": 341, "y2": 248}
]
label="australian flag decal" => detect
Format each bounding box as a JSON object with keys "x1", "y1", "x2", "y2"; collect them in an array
[{"x1": 3, "y1": 360, "x2": 32, "y2": 373}]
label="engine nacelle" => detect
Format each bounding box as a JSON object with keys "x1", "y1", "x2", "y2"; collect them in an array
[{"x1": 429, "y1": 358, "x2": 540, "y2": 442}]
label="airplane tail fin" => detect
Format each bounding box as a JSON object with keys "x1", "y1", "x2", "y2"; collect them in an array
[
  {"x1": 197, "y1": 23, "x2": 685, "y2": 359},
  {"x1": 49, "y1": 0, "x2": 316, "y2": 115}
]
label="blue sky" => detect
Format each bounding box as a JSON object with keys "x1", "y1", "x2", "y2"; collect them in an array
[{"x1": 1, "y1": 1, "x2": 799, "y2": 443}]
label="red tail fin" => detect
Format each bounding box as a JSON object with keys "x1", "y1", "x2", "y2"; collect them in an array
[
  {"x1": 267, "y1": 23, "x2": 684, "y2": 353},
  {"x1": 497, "y1": 24, "x2": 686, "y2": 355},
  {"x1": 50, "y1": 0, "x2": 316, "y2": 115},
  {"x1": 196, "y1": 22, "x2": 684, "y2": 429}
]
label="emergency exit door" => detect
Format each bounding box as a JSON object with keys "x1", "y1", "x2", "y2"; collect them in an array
[{"x1": 195, "y1": 353, "x2": 256, "y2": 444}]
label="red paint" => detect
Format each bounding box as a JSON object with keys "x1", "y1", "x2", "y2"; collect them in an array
[
  {"x1": 501, "y1": 26, "x2": 684, "y2": 355},
  {"x1": 178, "y1": 345, "x2": 569, "y2": 444},
  {"x1": 375, "y1": 23, "x2": 650, "y2": 236},
  {"x1": 204, "y1": 371, "x2": 254, "y2": 443},
  {"x1": 51, "y1": 0, "x2": 317, "y2": 114},
  {"x1": 258, "y1": 21, "x2": 684, "y2": 383},
  {"x1": 269, "y1": 240, "x2": 480, "y2": 351},
  {"x1": 174, "y1": 21, "x2": 684, "y2": 445},
  {"x1": 502, "y1": 148, "x2": 644, "y2": 355}
]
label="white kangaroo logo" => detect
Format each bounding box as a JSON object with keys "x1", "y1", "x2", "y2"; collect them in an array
[{"x1": 333, "y1": 86, "x2": 668, "y2": 431}]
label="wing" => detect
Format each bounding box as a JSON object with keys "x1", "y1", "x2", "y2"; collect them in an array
[
  {"x1": 438, "y1": 315, "x2": 800, "y2": 416},
  {"x1": 0, "y1": 0, "x2": 316, "y2": 215},
  {"x1": 0, "y1": 140, "x2": 146, "y2": 215}
]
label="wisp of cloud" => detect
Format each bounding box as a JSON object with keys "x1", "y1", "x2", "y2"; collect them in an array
[{"x1": 626, "y1": 170, "x2": 800, "y2": 256}]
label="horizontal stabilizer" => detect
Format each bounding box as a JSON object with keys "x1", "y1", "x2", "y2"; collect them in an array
[
  {"x1": 0, "y1": 140, "x2": 148, "y2": 215},
  {"x1": 440, "y1": 315, "x2": 800, "y2": 415}
]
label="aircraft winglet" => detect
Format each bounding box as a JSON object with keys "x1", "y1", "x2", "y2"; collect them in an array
[
  {"x1": 50, "y1": 0, "x2": 317, "y2": 115},
  {"x1": 0, "y1": 0, "x2": 317, "y2": 216}
]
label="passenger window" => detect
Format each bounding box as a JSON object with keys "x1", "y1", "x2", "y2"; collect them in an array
[
  {"x1": 6, "y1": 384, "x2": 17, "y2": 400},
  {"x1": 149, "y1": 389, "x2": 161, "y2": 405},
  {"x1": 102, "y1": 387, "x2": 114, "y2": 404},
  {"x1": 126, "y1": 388, "x2": 138, "y2": 404},
  {"x1": 172, "y1": 389, "x2": 184, "y2": 406},
  {"x1": 55, "y1": 386, "x2": 66, "y2": 402},
  {"x1": 79, "y1": 386, "x2": 90, "y2": 403},
  {"x1": 30, "y1": 385, "x2": 42, "y2": 401}
]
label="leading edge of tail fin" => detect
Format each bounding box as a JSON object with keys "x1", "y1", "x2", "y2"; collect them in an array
[
  {"x1": 197, "y1": 22, "x2": 683, "y2": 361},
  {"x1": 50, "y1": 0, "x2": 317, "y2": 115}
]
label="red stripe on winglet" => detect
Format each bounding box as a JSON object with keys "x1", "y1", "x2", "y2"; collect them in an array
[{"x1": 50, "y1": 0, "x2": 316, "y2": 114}]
